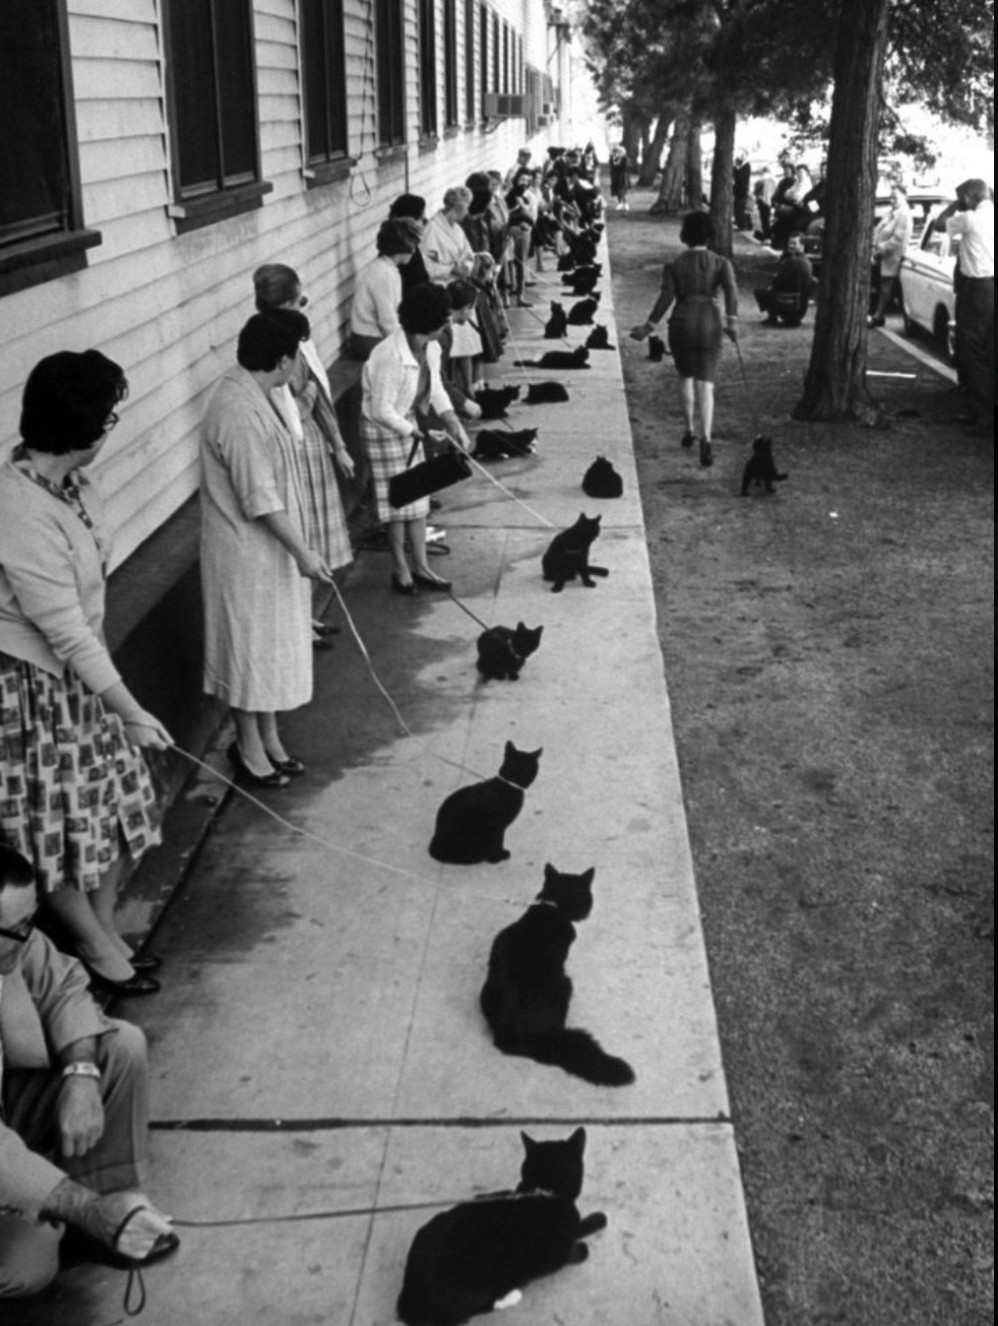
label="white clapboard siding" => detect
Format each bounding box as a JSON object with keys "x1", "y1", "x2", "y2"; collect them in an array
[{"x1": 2, "y1": 0, "x2": 560, "y2": 569}]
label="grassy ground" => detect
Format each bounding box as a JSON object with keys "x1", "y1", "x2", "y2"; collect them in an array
[{"x1": 608, "y1": 195, "x2": 994, "y2": 1326}]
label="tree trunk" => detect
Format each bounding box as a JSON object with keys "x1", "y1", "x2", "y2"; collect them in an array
[
  {"x1": 621, "y1": 104, "x2": 644, "y2": 163},
  {"x1": 794, "y1": 0, "x2": 890, "y2": 422},
  {"x1": 686, "y1": 117, "x2": 703, "y2": 210},
  {"x1": 709, "y1": 106, "x2": 737, "y2": 258},
  {"x1": 637, "y1": 113, "x2": 673, "y2": 187},
  {"x1": 651, "y1": 107, "x2": 690, "y2": 214}
]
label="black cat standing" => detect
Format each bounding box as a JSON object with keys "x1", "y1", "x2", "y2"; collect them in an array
[
  {"x1": 397, "y1": 1128, "x2": 607, "y2": 1326},
  {"x1": 429, "y1": 742, "x2": 541, "y2": 864}
]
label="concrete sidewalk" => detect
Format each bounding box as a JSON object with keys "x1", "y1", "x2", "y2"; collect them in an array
[{"x1": 12, "y1": 249, "x2": 765, "y2": 1326}]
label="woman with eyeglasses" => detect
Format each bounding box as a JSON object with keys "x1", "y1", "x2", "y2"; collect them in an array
[
  {"x1": 253, "y1": 264, "x2": 355, "y2": 648},
  {"x1": 0, "y1": 351, "x2": 171, "y2": 996}
]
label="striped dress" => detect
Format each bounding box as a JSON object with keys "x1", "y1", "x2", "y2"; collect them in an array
[{"x1": 286, "y1": 342, "x2": 353, "y2": 571}]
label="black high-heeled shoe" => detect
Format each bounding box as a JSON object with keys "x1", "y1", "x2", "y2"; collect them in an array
[
  {"x1": 82, "y1": 964, "x2": 161, "y2": 997},
  {"x1": 411, "y1": 569, "x2": 453, "y2": 591},
  {"x1": 268, "y1": 753, "x2": 306, "y2": 776},
  {"x1": 391, "y1": 574, "x2": 418, "y2": 595},
  {"x1": 228, "y1": 742, "x2": 291, "y2": 788},
  {"x1": 130, "y1": 953, "x2": 163, "y2": 973}
]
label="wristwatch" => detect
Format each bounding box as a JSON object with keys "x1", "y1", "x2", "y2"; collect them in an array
[{"x1": 62, "y1": 1061, "x2": 101, "y2": 1081}]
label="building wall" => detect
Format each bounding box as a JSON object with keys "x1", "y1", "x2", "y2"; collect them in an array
[{"x1": 0, "y1": 0, "x2": 571, "y2": 571}]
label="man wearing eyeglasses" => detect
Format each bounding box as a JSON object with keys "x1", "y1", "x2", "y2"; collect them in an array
[{"x1": 0, "y1": 845, "x2": 177, "y2": 1298}]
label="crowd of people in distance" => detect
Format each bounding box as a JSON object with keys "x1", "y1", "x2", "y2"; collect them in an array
[{"x1": 0, "y1": 141, "x2": 610, "y2": 1303}]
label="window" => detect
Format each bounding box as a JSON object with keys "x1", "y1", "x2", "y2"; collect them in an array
[
  {"x1": 418, "y1": 0, "x2": 438, "y2": 140},
  {"x1": 502, "y1": 21, "x2": 509, "y2": 94},
  {"x1": 301, "y1": 0, "x2": 349, "y2": 181},
  {"x1": 492, "y1": 13, "x2": 500, "y2": 95},
  {"x1": 0, "y1": 0, "x2": 100, "y2": 298},
  {"x1": 443, "y1": 0, "x2": 459, "y2": 130},
  {"x1": 164, "y1": 0, "x2": 270, "y2": 232},
  {"x1": 479, "y1": 4, "x2": 489, "y2": 119},
  {"x1": 376, "y1": 0, "x2": 406, "y2": 147},
  {"x1": 464, "y1": 0, "x2": 476, "y2": 123}
]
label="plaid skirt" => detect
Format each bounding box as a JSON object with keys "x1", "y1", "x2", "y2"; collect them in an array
[
  {"x1": 361, "y1": 417, "x2": 431, "y2": 523},
  {"x1": 0, "y1": 653, "x2": 161, "y2": 894}
]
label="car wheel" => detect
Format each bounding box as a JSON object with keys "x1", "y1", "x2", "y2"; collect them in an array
[{"x1": 933, "y1": 306, "x2": 956, "y2": 365}]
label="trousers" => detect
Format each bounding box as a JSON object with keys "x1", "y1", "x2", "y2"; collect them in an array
[{"x1": 0, "y1": 1019, "x2": 148, "y2": 1298}]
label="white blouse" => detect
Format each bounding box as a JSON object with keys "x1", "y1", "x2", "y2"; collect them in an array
[{"x1": 361, "y1": 329, "x2": 453, "y2": 437}]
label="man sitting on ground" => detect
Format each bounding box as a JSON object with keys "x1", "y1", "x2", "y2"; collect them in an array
[
  {"x1": 0, "y1": 845, "x2": 177, "y2": 1299},
  {"x1": 754, "y1": 232, "x2": 816, "y2": 326}
]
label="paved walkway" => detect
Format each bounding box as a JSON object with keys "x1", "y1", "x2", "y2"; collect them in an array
[{"x1": 13, "y1": 244, "x2": 765, "y2": 1325}]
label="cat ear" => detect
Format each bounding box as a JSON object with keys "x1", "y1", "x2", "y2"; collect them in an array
[
  {"x1": 521, "y1": 1131, "x2": 537, "y2": 1152},
  {"x1": 504, "y1": 740, "x2": 517, "y2": 757},
  {"x1": 569, "y1": 1127, "x2": 587, "y2": 1152},
  {"x1": 580, "y1": 866, "x2": 596, "y2": 887},
  {"x1": 543, "y1": 862, "x2": 557, "y2": 881},
  {"x1": 517, "y1": 621, "x2": 527, "y2": 631},
  {"x1": 531, "y1": 748, "x2": 544, "y2": 758}
]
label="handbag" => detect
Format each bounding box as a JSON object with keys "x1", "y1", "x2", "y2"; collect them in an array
[{"x1": 388, "y1": 435, "x2": 472, "y2": 509}]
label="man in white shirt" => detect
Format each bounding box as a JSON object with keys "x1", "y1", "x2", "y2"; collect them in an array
[{"x1": 935, "y1": 178, "x2": 994, "y2": 433}]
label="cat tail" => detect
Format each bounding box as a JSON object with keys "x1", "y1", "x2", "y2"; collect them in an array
[{"x1": 519, "y1": 1028, "x2": 635, "y2": 1087}]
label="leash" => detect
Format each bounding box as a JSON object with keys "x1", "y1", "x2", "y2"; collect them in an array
[
  {"x1": 732, "y1": 335, "x2": 764, "y2": 438},
  {"x1": 169, "y1": 1189, "x2": 521, "y2": 1231}
]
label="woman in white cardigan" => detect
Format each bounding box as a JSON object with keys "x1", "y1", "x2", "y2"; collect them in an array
[
  {"x1": 0, "y1": 351, "x2": 170, "y2": 994},
  {"x1": 361, "y1": 284, "x2": 471, "y2": 594}
]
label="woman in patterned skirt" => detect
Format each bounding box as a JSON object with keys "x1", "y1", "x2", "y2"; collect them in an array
[
  {"x1": 361, "y1": 284, "x2": 472, "y2": 595},
  {"x1": 631, "y1": 210, "x2": 739, "y2": 468},
  {"x1": 253, "y1": 264, "x2": 355, "y2": 647},
  {"x1": 0, "y1": 351, "x2": 171, "y2": 994}
]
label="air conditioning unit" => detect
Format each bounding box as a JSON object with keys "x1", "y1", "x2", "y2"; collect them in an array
[
  {"x1": 483, "y1": 93, "x2": 526, "y2": 118},
  {"x1": 541, "y1": 102, "x2": 555, "y2": 116},
  {"x1": 536, "y1": 115, "x2": 551, "y2": 128}
]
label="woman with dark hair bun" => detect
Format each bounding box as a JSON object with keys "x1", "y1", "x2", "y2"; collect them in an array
[
  {"x1": 361, "y1": 284, "x2": 471, "y2": 594},
  {"x1": 631, "y1": 210, "x2": 738, "y2": 467},
  {"x1": 0, "y1": 350, "x2": 170, "y2": 994},
  {"x1": 253, "y1": 263, "x2": 355, "y2": 649},
  {"x1": 388, "y1": 194, "x2": 431, "y2": 293},
  {"x1": 201, "y1": 309, "x2": 334, "y2": 789}
]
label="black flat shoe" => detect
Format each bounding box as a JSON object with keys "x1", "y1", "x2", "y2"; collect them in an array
[
  {"x1": 268, "y1": 754, "x2": 306, "y2": 776},
  {"x1": 412, "y1": 570, "x2": 453, "y2": 591},
  {"x1": 699, "y1": 439, "x2": 714, "y2": 468},
  {"x1": 130, "y1": 953, "x2": 163, "y2": 973},
  {"x1": 312, "y1": 635, "x2": 335, "y2": 651},
  {"x1": 228, "y1": 742, "x2": 291, "y2": 788},
  {"x1": 84, "y1": 966, "x2": 161, "y2": 997},
  {"x1": 313, "y1": 623, "x2": 341, "y2": 636},
  {"x1": 391, "y1": 574, "x2": 418, "y2": 595},
  {"x1": 680, "y1": 431, "x2": 695, "y2": 448}
]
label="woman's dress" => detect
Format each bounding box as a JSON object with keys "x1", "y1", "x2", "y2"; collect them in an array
[{"x1": 200, "y1": 366, "x2": 312, "y2": 711}]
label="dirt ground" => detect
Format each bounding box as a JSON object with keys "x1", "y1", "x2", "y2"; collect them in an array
[{"x1": 607, "y1": 194, "x2": 994, "y2": 1326}]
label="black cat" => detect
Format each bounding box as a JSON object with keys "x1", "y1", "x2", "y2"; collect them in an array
[
  {"x1": 556, "y1": 251, "x2": 578, "y2": 273},
  {"x1": 474, "y1": 385, "x2": 520, "y2": 420},
  {"x1": 514, "y1": 346, "x2": 590, "y2": 370},
  {"x1": 429, "y1": 741, "x2": 542, "y2": 864},
  {"x1": 647, "y1": 334, "x2": 667, "y2": 362},
  {"x1": 480, "y1": 864, "x2": 635, "y2": 1086},
  {"x1": 740, "y1": 435, "x2": 788, "y2": 495},
  {"x1": 585, "y1": 324, "x2": 615, "y2": 351},
  {"x1": 476, "y1": 621, "x2": 543, "y2": 681},
  {"x1": 543, "y1": 303, "x2": 569, "y2": 339},
  {"x1": 525, "y1": 381, "x2": 570, "y2": 405},
  {"x1": 396, "y1": 1128, "x2": 607, "y2": 1326},
  {"x1": 562, "y1": 264, "x2": 601, "y2": 296},
  {"x1": 566, "y1": 296, "x2": 601, "y2": 326},
  {"x1": 541, "y1": 513, "x2": 609, "y2": 592},
  {"x1": 471, "y1": 428, "x2": 538, "y2": 460},
  {"x1": 582, "y1": 456, "x2": 623, "y2": 499}
]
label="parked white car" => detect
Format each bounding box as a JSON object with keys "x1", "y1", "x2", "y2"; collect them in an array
[{"x1": 898, "y1": 205, "x2": 958, "y2": 361}]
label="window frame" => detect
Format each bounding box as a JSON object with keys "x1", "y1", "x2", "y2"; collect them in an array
[
  {"x1": 418, "y1": 0, "x2": 438, "y2": 144},
  {"x1": 442, "y1": 0, "x2": 459, "y2": 132},
  {"x1": 464, "y1": 0, "x2": 476, "y2": 125},
  {"x1": 375, "y1": 0, "x2": 406, "y2": 150},
  {"x1": 0, "y1": 0, "x2": 101, "y2": 299},
  {"x1": 300, "y1": 0, "x2": 352, "y2": 186},
  {"x1": 162, "y1": 0, "x2": 271, "y2": 235}
]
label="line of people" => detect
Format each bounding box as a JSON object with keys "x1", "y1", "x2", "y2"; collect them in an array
[{"x1": 0, "y1": 146, "x2": 610, "y2": 1303}]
